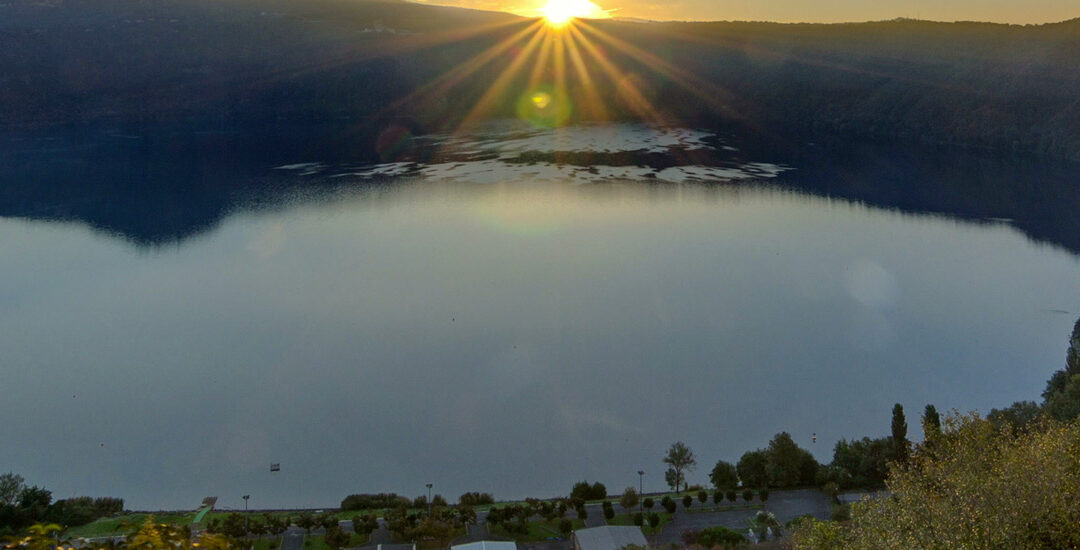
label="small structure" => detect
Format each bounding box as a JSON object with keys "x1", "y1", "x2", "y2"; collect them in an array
[
  {"x1": 572, "y1": 526, "x2": 647, "y2": 550},
  {"x1": 354, "y1": 545, "x2": 416, "y2": 550},
  {"x1": 451, "y1": 542, "x2": 517, "y2": 550}
]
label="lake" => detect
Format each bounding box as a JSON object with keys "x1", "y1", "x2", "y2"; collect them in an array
[{"x1": 1, "y1": 122, "x2": 1078, "y2": 511}]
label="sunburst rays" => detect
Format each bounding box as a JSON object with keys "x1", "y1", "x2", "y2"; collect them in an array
[{"x1": 378, "y1": 10, "x2": 761, "y2": 154}]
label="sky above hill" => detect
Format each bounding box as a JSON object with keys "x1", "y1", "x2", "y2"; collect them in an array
[{"x1": 413, "y1": 0, "x2": 1078, "y2": 24}]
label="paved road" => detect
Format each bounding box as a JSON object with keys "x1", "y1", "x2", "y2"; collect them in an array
[
  {"x1": 644, "y1": 489, "x2": 830, "y2": 546},
  {"x1": 281, "y1": 527, "x2": 305, "y2": 550},
  {"x1": 583, "y1": 505, "x2": 606, "y2": 528}
]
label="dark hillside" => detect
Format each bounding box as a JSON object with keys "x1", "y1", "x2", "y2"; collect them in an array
[{"x1": 1, "y1": 1, "x2": 1078, "y2": 159}]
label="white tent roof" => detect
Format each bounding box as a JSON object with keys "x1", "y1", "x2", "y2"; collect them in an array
[
  {"x1": 451, "y1": 541, "x2": 518, "y2": 550},
  {"x1": 573, "y1": 526, "x2": 647, "y2": 550}
]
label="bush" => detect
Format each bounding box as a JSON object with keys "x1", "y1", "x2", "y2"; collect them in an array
[
  {"x1": 712, "y1": 491, "x2": 722, "y2": 505},
  {"x1": 647, "y1": 512, "x2": 660, "y2": 529},
  {"x1": 558, "y1": 518, "x2": 572, "y2": 537},
  {"x1": 694, "y1": 526, "x2": 746, "y2": 547},
  {"x1": 798, "y1": 413, "x2": 1080, "y2": 548},
  {"x1": 602, "y1": 501, "x2": 614, "y2": 520},
  {"x1": 682, "y1": 495, "x2": 693, "y2": 509},
  {"x1": 759, "y1": 488, "x2": 770, "y2": 503},
  {"x1": 742, "y1": 489, "x2": 754, "y2": 503},
  {"x1": 632, "y1": 513, "x2": 644, "y2": 526},
  {"x1": 643, "y1": 497, "x2": 654, "y2": 510},
  {"x1": 829, "y1": 502, "x2": 850, "y2": 522},
  {"x1": 726, "y1": 490, "x2": 737, "y2": 503},
  {"x1": 697, "y1": 490, "x2": 708, "y2": 504},
  {"x1": 821, "y1": 482, "x2": 839, "y2": 502},
  {"x1": 341, "y1": 493, "x2": 409, "y2": 511},
  {"x1": 458, "y1": 492, "x2": 494, "y2": 506},
  {"x1": 619, "y1": 487, "x2": 639, "y2": 510}
]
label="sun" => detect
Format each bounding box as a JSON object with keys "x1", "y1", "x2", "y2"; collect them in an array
[{"x1": 540, "y1": 0, "x2": 606, "y2": 26}]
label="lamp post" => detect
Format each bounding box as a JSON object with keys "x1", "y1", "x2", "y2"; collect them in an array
[
  {"x1": 243, "y1": 495, "x2": 250, "y2": 535},
  {"x1": 637, "y1": 471, "x2": 644, "y2": 516},
  {"x1": 426, "y1": 483, "x2": 433, "y2": 517}
]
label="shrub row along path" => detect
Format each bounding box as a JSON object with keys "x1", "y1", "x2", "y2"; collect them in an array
[{"x1": 645, "y1": 489, "x2": 831, "y2": 546}]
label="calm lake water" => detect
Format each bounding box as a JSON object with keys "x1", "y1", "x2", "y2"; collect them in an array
[{"x1": 1, "y1": 122, "x2": 1078, "y2": 510}]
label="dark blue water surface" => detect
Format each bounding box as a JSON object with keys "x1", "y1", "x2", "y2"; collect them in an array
[{"x1": 1, "y1": 123, "x2": 1078, "y2": 510}]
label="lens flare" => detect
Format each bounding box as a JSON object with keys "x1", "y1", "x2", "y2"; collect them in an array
[{"x1": 517, "y1": 85, "x2": 572, "y2": 128}]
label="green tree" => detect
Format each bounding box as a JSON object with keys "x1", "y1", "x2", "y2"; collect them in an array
[
  {"x1": 891, "y1": 404, "x2": 909, "y2": 463},
  {"x1": 558, "y1": 518, "x2": 572, "y2": 537},
  {"x1": 323, "y1": 526, "x2": 349, "y2": 550},
  {"x1": 765, "y1": 432, "x2": 818, "y2": 488},
  {"x1": 1044, "y1": 372, "x2": 1080, "y2": 421},
  {"x1": 127, "y1": 516, "x2": 197, "y2": 550},
  {"x1": 792, "y1": 412, "x2": 1080, "y2": 549},
  {"x1": 987, "y1": 400, "x2": 1043, "y2": 434},
  {"x1": 619, "y1": 487, "x2": 639, "y2": 510},
  {"x1": 663, "y1": 468, "x2": 681, "y2": 493},
  {"x1": 295, "y1": 513, "x2": 316, "y2": 535},
  {"x1": 708, "y1": 460, "x2": 738, "y2": 490},
  {"x1": 758, "y1": 488, "x2": 769, "y2": 504},
  {"x1": 0, "y1": 473, "x2": 25, "y2": 507},
  {"x1": 921, "y1": 404, "x2": 941, "y2": 441},
  {"x1": 737, "y1": 450, "x2": 768, "y2": 488},
  {"x1": 711, "y1": 491, "x2": 721, "y2": 505},
  {"x1": 1067, "y1": 316, "x2": 1080, "y2": 375},
  {"x1": 725, "y1": 490, "x2": 737, "y2": 504},
  {"x1": 602, "y1": 501, "x2": 614, "y2": 520},
  {"x1": 221, "y1": 513, "x2": 247, "y2": 539},
  {"x1": 697, "y1": 490, "x2": 708, "y2": 504},
  {"x1": 830, "y1": 437, "x2": 892, "y2": 489},
  {"x1": 647, "y1": 512, "x2": 660, "y2": 530},
  {"x1": 681, "y1": 494, "x2": 692, "y2": 509},
  {"x1": 662, "y1": 442, "x2": 696, "y2": 494},
  {"x1": 742, "y1": 489, "x2": 753, "y2": 503},
  {"x1": 642, "y1": 497, "x2": 654, "y2": 510},
  {"x1": 632, "y1": 513, "x2": 643, "y2": 527}
]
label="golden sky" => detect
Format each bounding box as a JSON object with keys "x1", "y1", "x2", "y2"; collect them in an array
[{"x1": 413, "y1": 0, "x2": 1079, "y2": 24}]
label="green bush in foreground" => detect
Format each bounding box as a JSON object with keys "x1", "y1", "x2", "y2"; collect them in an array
[{"x1": 791, "y1": 413, "x2": 1080, "y2": 549}]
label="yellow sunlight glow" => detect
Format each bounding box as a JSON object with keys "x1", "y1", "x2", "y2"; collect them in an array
[{"x1": 541, "y1": 0, "x2": 606, "y2": 26}]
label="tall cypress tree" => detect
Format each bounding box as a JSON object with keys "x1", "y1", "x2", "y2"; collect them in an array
[
  {"x1": 892, "y1": 403, "x2": 909, "y2": 463},
  {"x1": 922, "y1": 404, "x2": 941, "y2": 441}
]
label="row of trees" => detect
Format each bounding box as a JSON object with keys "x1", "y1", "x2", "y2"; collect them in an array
[
  {"x1": 0, "y1": 473, "x2": 123, "y2": 535},
  {"x1": 990, "y1": 317, "x2": 1080, "y2": 428},
  {"x1": 790, "y1": 317, "x2": 1080, "y2": 548},
  {"x1": 663, "y1": 401, "x2": 922, "y2": 495},
  {"x1": 341, "y1": 491, "x2": 490, "y2": 512}
]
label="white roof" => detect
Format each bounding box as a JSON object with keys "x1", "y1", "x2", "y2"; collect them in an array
[
  {"x1": 451, "y1": 541, "x2": 518, "y2": 550},
  {"x1": 573, "y1": 526, "x2": 647, "y2": 550}
]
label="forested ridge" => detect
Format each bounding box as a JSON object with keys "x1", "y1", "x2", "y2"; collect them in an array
[{"x1": 1, "y1": 0, "x2": 1078, "y2": 159}]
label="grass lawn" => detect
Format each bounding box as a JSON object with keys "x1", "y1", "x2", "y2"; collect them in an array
[
  {"x1": 608, "y1": 513, "x2": 672, "y2": 535},
  {"x1": 299, "y1": 533, "x2": 370, "y2": 549},
  {"x1": 65, "y1": 513, "x2": 195, "y2": 538},
  {"x1": 489, "y1": 518, "x2": 585, "y2": 542}
]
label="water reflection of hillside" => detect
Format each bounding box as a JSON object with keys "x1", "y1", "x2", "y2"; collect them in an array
[{"x1": 0, "y1": 126, "x2": 1077, "y2": 253}]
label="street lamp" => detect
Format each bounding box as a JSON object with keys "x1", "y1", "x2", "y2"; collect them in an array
[
  {"x1": 243, "y1": 495, "x2": 250, "y2": 535},
  {"x1": 426, "y1": 483, "x2": 433, "y2": 517},
  {"x1": 637, "y1": 471, "x2": 644, "y2": 516}
]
